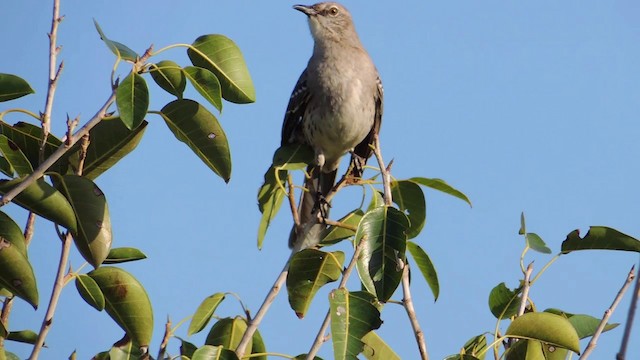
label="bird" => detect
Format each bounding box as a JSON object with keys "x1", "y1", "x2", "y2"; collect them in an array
[{"x1": 281, "y1": 2, "x2": 383, "y2": 250}]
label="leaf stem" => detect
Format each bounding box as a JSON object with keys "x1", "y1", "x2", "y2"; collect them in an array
[{"x1": 0, "y1": 108, "x2": 42, "y2": 121}]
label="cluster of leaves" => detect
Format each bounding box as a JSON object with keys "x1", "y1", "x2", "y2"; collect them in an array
[
  {"x1": 0, "y1": 20, "x2": 255, "y2": 359},
  {"x1": 446, "y1": 216, "x2": 640, "y2": 360},
  {"x1": 255, "y1": 144, "x2": 472, "y2": 359}
]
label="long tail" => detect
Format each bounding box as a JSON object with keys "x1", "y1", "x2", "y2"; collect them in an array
[{"x1": 288, "y1": 165, "x2": 337, "y2": 249}]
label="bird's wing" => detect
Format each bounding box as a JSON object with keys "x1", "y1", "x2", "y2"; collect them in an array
[
  {"x1": 281, "y1": 69, "x2": 311, "y2": 146},
  {"x1": 352, "y1": 74, "x2": 384, "y2": 174}
]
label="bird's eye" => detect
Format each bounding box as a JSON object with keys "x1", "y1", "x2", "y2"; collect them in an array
[{"x1": 329, "y1": 6, "x2": 339, "y2": 16}]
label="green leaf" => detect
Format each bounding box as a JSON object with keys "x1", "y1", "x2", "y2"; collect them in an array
[
  {"x1": 179, "y1": 337, "x2": 198, "y2": 358},
  {"x1": 0, "y1": 177, "x2": 77, "y2": 232},
  {"x1": 188, "y1": 293, "x2": 226, "y2": 336},
  {"x1": 257, "y1": 165, "x2": 286, "y2": 248},
  {"x1": 505, "y1": 312, "x2": 581, "y2": 354},
  {"x1": 361, "y1": 331, "x2": 400, "y2": 360},
  {"x1": 108, "y1": 338, "x2": 147, "y2": 360},
  {"x1": 0, "y1": 210, "x2": 27, "y2": 255},
  {"x1": 0, "y1": 122, "x2": 68, "y2": 174},
  {"x1": 192, "y1": 345, "x2": 239, "y2": 360},
  {"x1": 367, "y1": 189, "x2": 385, "y2": 211},
  {"x1": 406, "y1": 242, "x2": 439, "y2": 301},
  {"x1": 391, "y1": 180, "x2": 425, "y2": 239},
  {"x1": 6, "y1": 330, "x2": 37, "y2": 344},
  {"x1": 321, "y1": 209, "x2": 364, "y2": 245},
  {"x1": 488, "y1": 282, "x2": 521, "y2": 319},
  {"x1": 75, "y1": 274, "x2": 105, "y2": 311},
  {"x1": 205, "y1": 317, "x2": 248, "y2": 352},
  {"x1": 525, "y1": 233, "x2": 551, "y2": 254},
  {"x1": 0, "y1": 237, "x2": 38, "y2": 308},
  {"x1": 250, "y1": 329, "x2": 267, "y2": 360},
  {"x1": 116, "y1": 72, "x2": 149, "y2": 130},
  {"x1": 457, "y1": 334, "x2": 487, "y2": 360},
  {"x1": 88, "y1": 266, "x2": 153, "y2": 346},
  {"x1": 409, "y1": 177, "x2": 472, "y2": 207},
  {"x1": 0, "y1": 318, "x2": 6, "y2": 337},
  {"x1": 561, "y1": 226, "x2": 640, "y2": 253},
  {"x1": 272, "y1": 144, "x2": 314, "y2": 170},
  {"x1": 149, "y1": 60, "x2": 186, "y2": 98},
  {"x1": 52, "y1": 175, "x2": 112, "y2": 268},
  {"x1": 519, "y1": 212, "x2": 526, "y2": 235},
  {"x1": 76, "y1": 118, "x2": 148, "y2": 180},
  {"x1": 160, "y1": 99, "x2": 231, "y2": 182},
  {"x1": 0, "y1": 135, "x2": 33, "y2": 176},
  {"x1": 4, "y1": 351, "x2": 21, "y2": 360},
  {"x1": 183, "y1": 66, "x2": 223, "y2": 112},
  {"x1": 543, "y1": 309, "x2": 619, "y2": 339},
  {"x1": 287, "y1": 249, "x2": 345, "y2": 318},
  {"x1": 329, "y1": 290, "x2": 382, "y2": 360},
  {"x1": 356, "y1": 206, "x2": 409, "y2": 302},
  {"x1": 103, "y1": 247, "x2": 147, "y2": 264},
  {"x1": 0, "y1": 74, "x2": 34, "y2": 102},
  {"x1": 93, "y1": 20, "x2": 139, "y2": 62},
  {"x1": 188, "y1": 34, "x2": 255, "y2": 103}
]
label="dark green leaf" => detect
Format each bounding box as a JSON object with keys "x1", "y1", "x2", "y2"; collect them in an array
[
  {"x1": 321, "y1": 209, "x2": 364, "y2": 245},
  {"x1": 446, "y1": 334, "x2": 487, "y2": 360},
  {"x1": 525, "y1": 233, "x2": 552, "y2": 254},
  {"x1": 406, "y1": 242, "x2": 439, "y2": 301},
  {"x1": 149, "y1": 60, "x2": 186, "y2": 97},
  {"x1": 104, "y1": 247, "x2": 147, "y2": 264},
  {"x1": 367, "y1": 190, "x2": 385, "y2": 211},
  {"x1": 409, "y1": 177, "x2": 472, "y2": 207},
  {"x1": 519, "y1": 212, "x2": 526, "y2": 235},
  {"x1": 0, "y1": 135, "x2": 33, "y2": 176},
  {"x1": 329, "y1": 290, "x2": 382, "y2": 360},
  {"x1": 76, "y1": 118, "x2": 147, "y2": 180},
  {"x1": 543, "y1": 309, "x2": 619, "y2": 339},
  {"x1": 356, "y1": 206, "x2": 409, "y2": 302},
  {"x1": 361, "y1": 331, "x2": 400, "y2": 360},
  {"x1": 88, "y1": 266, "x2": 153, "y2": 346},
  {"x1": 93, "y1": 20, "x2": 139, "y2": 62},
  {"x1": 183, "y1": 66, "x2": 223, "y2": 112},
  {"x1": 287, "y1": 249, "x2": 345, "y2": 318},
  {"x1": 506, "y1": 312, "x2": 581, "y2": 354},
  {"x1": 108, "y1": 337, "x2": 147, "y2": 360},
  {"x1": 0, "y1": 318, "x2": 6, "y2": 337},
  {"x1": 161, "y1": 99, "x2": 231, "y2": 182},
  {"x1": 205, "y1": 317, "x2": 248, "y2": 352},
  {"x1": 562, "y1": 226, "x2": 640, "y2": 253},
  {"x1": 179, "y1": 337, "x2": 198, "y2": 358},
  {"x1": 0, "y1": 210, "x2": 27, "y2": 255},
  {"x1": 116, "y1": 72, "x2": 149, "y2": 130},
  {"x1": 251, "y1": 329, "x2": 267, "y2": 360},
  {"x1": 188, "y1": 293, "x2": 226, "y2": 336},
  {"x1": 52, "y1": 175, "x2": 112, "y2": 268},
  {"x1": 192, "y1": 345, "x2": 239, "y2": 360},
  {"x1": 0, "y1": 73, "x2": 34, "y2": 102},
  {"x1": 257, "y1": 165, "x2": 286, "y2": 248},
  {"x1": 488, "y1": 282, "x2": 520, "y2": 319},
  {"x1": 188, "y1": 34, "x2": 255, "y2": 103},
  {"x1": 0, "y1": 122, "x2": 68, "y2": 174},
  {"x1": 75, "y1": 274, "x2": 105, "y2": 311},
  {"x1": 0, "y1": 177, "x2": 77, "y2": 232},
  {"x1": 391, "y1": 180, "x2": 425, "y2": 239},
  {"x1": 6, "y1": 330, "x2": 37, "y2": 344},
  {"x1": 0, "y1": 237, "x2": 38, "y2": 308}
]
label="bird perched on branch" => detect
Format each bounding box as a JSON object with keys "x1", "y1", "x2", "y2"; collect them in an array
[{"x1": 282, "y1": 2, "x2": 383, "y2": 250}]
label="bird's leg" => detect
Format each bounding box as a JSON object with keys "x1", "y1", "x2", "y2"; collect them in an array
[{"x1": 346, "y1": 151, "x2": 366, "y2": 183}]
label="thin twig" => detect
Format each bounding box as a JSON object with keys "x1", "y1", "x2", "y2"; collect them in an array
[
  {"x1": 581, "y1": 265, "x2": 636, "y2": 359},
  {"x1": 373, "y1": 134, "x2": 429, "y2": 359},
  {"x1": 617, "y1": 263, "x2": 640, "y2": 360},
  {"x1": 40, "y1": 0, "x2": 64, "y2": 159},
  {"x1": 517, "y1": 263, "x2": 534, "y2": 316},
  {"x1": 323, "y1": 219, "x2": 357, "y2": 232},
  {"x1": 28, "y1": 232, "x2": 73, "y2": 360},
  {"x1": 287, "y1": 173, "x2": 301, "y2": 228},
  {"x1": 402, "y1": 263, "x2": 429, "y2": 360},
  {"x1": 235, "y1": 258, "x2": 291, "y2": 359},
  {"x1": 306, "y1": 235, "x2": 367, "y2": 359},
  {"x1": 157, "y1": 317, "x2": 172, "y2": 360}
]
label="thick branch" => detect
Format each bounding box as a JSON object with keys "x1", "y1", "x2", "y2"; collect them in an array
[
  {"x1": 581, "y1": 265, "x2": 635, "y2": 359},
  {"x1": 517, "y1": 263, "x2": 534, "y2": 316},
  {"x1": 617, "y1": 263, "x2": 640, "y2": 360},
  {"x1": 402, "y1": 263, "x2": 429, "y2": 360}
]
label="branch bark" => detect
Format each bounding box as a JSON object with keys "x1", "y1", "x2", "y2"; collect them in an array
[{"x1": 617, "y1": 263, "x2": 640, "y2": 360}]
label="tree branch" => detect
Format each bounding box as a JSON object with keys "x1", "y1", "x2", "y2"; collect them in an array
[
  {"x1": 617, "y1": 263, "x2": 640, "y2": 360},
  {"x1": 517, "y1": 262, "x2": 534, "y2": 316},
  {"x1": 581, "y1": 265, "x2": 635, "y2": 359}
]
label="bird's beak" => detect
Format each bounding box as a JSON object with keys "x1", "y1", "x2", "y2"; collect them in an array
[{"x1": 293, "y1": 4, "x2": 317, "y2": 17}]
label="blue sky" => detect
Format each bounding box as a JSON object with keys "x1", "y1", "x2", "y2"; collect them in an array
[{"x1": 3, "y1": 0, "x2": 640, "y2": 359}]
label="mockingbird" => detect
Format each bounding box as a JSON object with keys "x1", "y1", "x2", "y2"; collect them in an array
[{"x1": 282, "y1": 2, "x2": 383, "y2": 249}]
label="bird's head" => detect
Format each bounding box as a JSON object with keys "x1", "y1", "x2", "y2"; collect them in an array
[{"x1": 293, "y1": 2, "x2": 358, "y2": 45}]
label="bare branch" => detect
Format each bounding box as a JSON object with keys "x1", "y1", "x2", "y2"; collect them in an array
[
  {"x1": 617, "y1": 264, "x2": 640, "y2": 360},
  {"x1": 517, "y1": 262, "x2": 534, "y2": 316},
  {"x1": 157, "y1": 317, "x2": 172, "y2": 360},
  {"x1": 581, "y1": 265, "x2": 636, "y2": 359},
  {"x1": 287, "y1": 173, "x2": 301, "y2": 228},
  {"x1": 402, "y1": 263, "x2": 429, "y2": 360}
]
